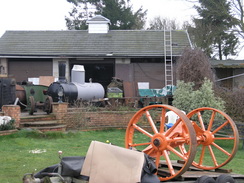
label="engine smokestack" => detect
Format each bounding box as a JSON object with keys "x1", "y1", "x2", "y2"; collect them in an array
[{"x1": 58, "y1": 63, "x2": 67, "y2": 83}]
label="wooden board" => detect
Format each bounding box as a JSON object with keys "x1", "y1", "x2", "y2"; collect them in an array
[{"x1": 157, "y1": 161, "x2": 244, "y2": 182}]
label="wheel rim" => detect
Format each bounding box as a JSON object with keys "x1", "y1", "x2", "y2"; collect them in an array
[
  {"x1": 28, "y1": 96, "x2": 35, "y2": 115},
  {"x1": 44, "y1": 96, "x2": 53, "y2": 114},
  {"x1": 187, "y1": 107, "x2": 239, "y2": 170},
  {"x1": 125, "y1": 104, "x2": 197, "y2": 181}
]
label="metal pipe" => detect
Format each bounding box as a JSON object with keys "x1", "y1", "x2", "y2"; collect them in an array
[{"x1": 215, "y1": 73, "x2": 244, "y2": 82}]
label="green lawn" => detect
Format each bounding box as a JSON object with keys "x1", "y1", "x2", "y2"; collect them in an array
[
  {"x1": 0, "y1": 129, "x2": 243, "y2": 183},
  {"x1": 0, "y1": 129, "x2": 125, "y2": 183}
]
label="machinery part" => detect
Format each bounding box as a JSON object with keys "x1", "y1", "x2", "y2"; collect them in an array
[
  {"x1": 16, "y1": 84, "x2": 49, "y2": 114},
  {"x1": 0, "y1": 78, "x2": 16, "y2": 109},
  {"x1": 22, "y1": 173, "x2": 41, "y2": 183},
  {"x1": 196, "y1": 175, "x2": 216, "y2": 183},
  {"x1": 28, "y1": 96, "x2": 35, "y2": 115},
  {"x1": 186, "y1": 107, "x2": 239, "y2": 170},
  {"x1": 125, "y1": 104, "x2": 197, "y2": 181},
  {"x1": 47, "y1": 82, "x2": 78, "y2": 103},
  {"x1": 216, "y1": 174, "x2": 235, "y2": 183},
  {"x1": 16, "y1": 84, "x2": 27, "y2": 106},
  {"x1": 44, "y1": 96, "x2": 53, "y2": 114}
]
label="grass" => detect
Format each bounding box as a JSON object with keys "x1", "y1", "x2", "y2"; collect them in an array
[
  {"x1": 0, "y1": 129, "x2": 244, "y2": 183},
  {"x1": 0, "y1": 129, "x2": 125, "y2": 183}
]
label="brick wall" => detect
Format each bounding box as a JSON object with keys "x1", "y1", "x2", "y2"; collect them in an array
[
  {"x1": 2, "y1": 105, "x2": 20, "y2": 128},
  {"x1": 52, "y1": 102, "x2": 68, "y2": 123},
  {"x1": 64, "y1": 109, "x2": 136, "y2": 130}
]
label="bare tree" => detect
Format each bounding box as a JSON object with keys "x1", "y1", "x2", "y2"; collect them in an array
[
  {"x1": 147, "y1": 16, "x2": 181, "y2": 30},
  {"x1": 176, "y1": 47, "x2": 215, "y2": 89}
]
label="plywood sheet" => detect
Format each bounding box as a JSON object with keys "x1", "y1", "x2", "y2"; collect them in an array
[{"x1": 39, "y1": 76, "x2": 55, "y2": 86}]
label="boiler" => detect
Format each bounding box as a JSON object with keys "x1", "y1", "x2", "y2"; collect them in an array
[{"x1": 47, "y1": 64, "x2": 105, "y2": 103}]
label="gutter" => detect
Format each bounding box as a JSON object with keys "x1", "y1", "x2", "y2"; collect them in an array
[{"x1": 185, "y1": 30, "x2": 193, "y2": 49}]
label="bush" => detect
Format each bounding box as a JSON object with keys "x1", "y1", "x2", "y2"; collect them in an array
[
  {"x1": 173, "y1": 79, "x2": 225, "y2": 113},
  {"x1": 171, "y1": 80, "x2": 194, "y2": 113},
  {"x1": 215, "y1": 88, "x2": 244, "y2": 122},
  {"x1": 0, "y1": 119, "x2": 15, "y2": 131}
]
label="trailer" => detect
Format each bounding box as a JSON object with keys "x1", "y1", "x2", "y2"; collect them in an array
[{"x1": 23, "y1": 105, "x2": 244, "y2": 183}]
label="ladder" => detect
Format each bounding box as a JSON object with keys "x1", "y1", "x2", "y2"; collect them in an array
[{"x1": 164, "y1": 28, "x2": 173, "y2": 86}]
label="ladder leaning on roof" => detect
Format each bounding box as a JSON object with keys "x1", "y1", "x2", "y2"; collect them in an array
[{"x1": 164, "y1": 28, "x2": 173, "y2": 86}]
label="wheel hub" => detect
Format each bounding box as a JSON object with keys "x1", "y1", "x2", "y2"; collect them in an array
[
  {"x1": 152, "y1": 133, "x2": 168, "y2": 151},
  {"x1": 201, "y1": 131, "x2": 214, "y2": 146},
  {"x1": 153, "y1": 138, "x2": 161, "y2": 147}
]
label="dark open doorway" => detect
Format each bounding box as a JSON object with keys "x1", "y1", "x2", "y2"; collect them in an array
[{"x1": 70, "y1": 61, "x2": 114, "y2": 90}]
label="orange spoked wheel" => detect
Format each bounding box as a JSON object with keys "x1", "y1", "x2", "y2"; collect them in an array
[
  {"x1": 186, "y1": 107, "x2": 239, "y2": 170},
  {"x1": 125, "y1": 104, "x2": 197, "y2": 181}
]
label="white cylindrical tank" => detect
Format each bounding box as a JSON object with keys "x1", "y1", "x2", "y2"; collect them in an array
[{"x1": 73, "y1": 82, "x2": 105, "y2": 101}]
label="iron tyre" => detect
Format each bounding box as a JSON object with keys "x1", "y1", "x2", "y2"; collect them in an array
[
  {"x1": 196, "y1": 175, "x2": 216, "y2": 183},
  {"x1": 216, "y1": 174, "x2": 235, "y2": 183}
]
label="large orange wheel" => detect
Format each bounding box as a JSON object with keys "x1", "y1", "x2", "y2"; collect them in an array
[
  {"x1": 186, "y1": 107, "x2": 239, "y2": 170},
  {"x1": 125, "y1": 104, "x2": 197, "y2": 181}
]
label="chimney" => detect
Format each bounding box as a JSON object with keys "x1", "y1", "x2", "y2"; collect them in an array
[
  {"x1": 86, "y1": 15, "x2": 111, "y2": 34},
  {"x1": 58, "y1": 63, "x2": 67, "y2": 83},
  {"x1": 71, "y1": 65, "x2": 85, "y2": 84}
]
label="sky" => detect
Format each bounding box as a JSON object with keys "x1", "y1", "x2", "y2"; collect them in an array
[{"x1": 0, "y1": 0, "x2": 197, "y2": 37}]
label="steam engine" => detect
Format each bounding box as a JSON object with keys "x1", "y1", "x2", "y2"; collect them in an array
[{"x1": 47, "y1": 64, "x2": 105, "y2": 103}]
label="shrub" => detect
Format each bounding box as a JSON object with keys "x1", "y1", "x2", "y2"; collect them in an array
[
  {"x1": 173, "y1": 79, "x2": 225, "y2": 114},
  {"x1": 0, "y1": 119, "x2": 15, "y2": 131},
  {"x1": 171, "y1": 80, "x2": 195, "y2": 113},
  {"x1": 190, "y1": 79, "x2": 225, "y2": 111},
  {"x1": 215, "y1": 88, "x2": 244, "y2": 122}
]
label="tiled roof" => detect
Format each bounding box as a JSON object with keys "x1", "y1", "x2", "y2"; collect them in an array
[
  {"x1": 87, "y1": 15, "x2": 111, "y2": 24},
  {"x1": 0, "y1": 30, "x2": 191, "y2": 58},
  {"x1": 211, "y1": 60, "x2": 244, "y2": 68}
]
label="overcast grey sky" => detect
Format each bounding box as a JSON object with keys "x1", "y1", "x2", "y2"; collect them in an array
[{"x1": 0, "y1": 0, "x2": 197, "y2": 37}]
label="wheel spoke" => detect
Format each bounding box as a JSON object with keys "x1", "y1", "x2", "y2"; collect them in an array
[
  {"x1": 167, "y1": 145, "x2": 188, "y2": 161},
  {"x1": 146, "y1": 110, "x2": 158, "y2": 134},
  {"x1": 197, "y1": 111, "x2": 205, "y2": 130},
  {"x1": 155, "y1": 151, "x2": 161, "y2": 168},
  {"x1": 214, "y1": 137, "x2": 235, "y2": 140},
  {"x1": 179, "y1": 145, "x2": 187, "y2": 155},
  {"x1": 211, "y1": 142, "x2": 231, "y2": 156},
  {"x1": 208, "y1": 111, "x2": 216, "y2": 131},
  {"x1": 160, "y1": 108, "x2": 167, "y2": 133},
  {"x1": 212, "y1": 120, "x2": 229, "y2": 134},
  {"x1": 143, "y1": 145, "x2": 155, "y2": 155},
  {"x1": 133, "y1": 124, "x2": 153, "y2": 138},
  {"x1": 198, "y1": 145, "x2": 206, "y2": 166},
  {"x1": 130, "y1": 142, "x2": 151, "y2": 147},
  {"x1": 208, "y1": 145, "x2": 218, "y2": 167},
  {"x1": 163, "y1": 150, "x2": 175, "y2": 175}
]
